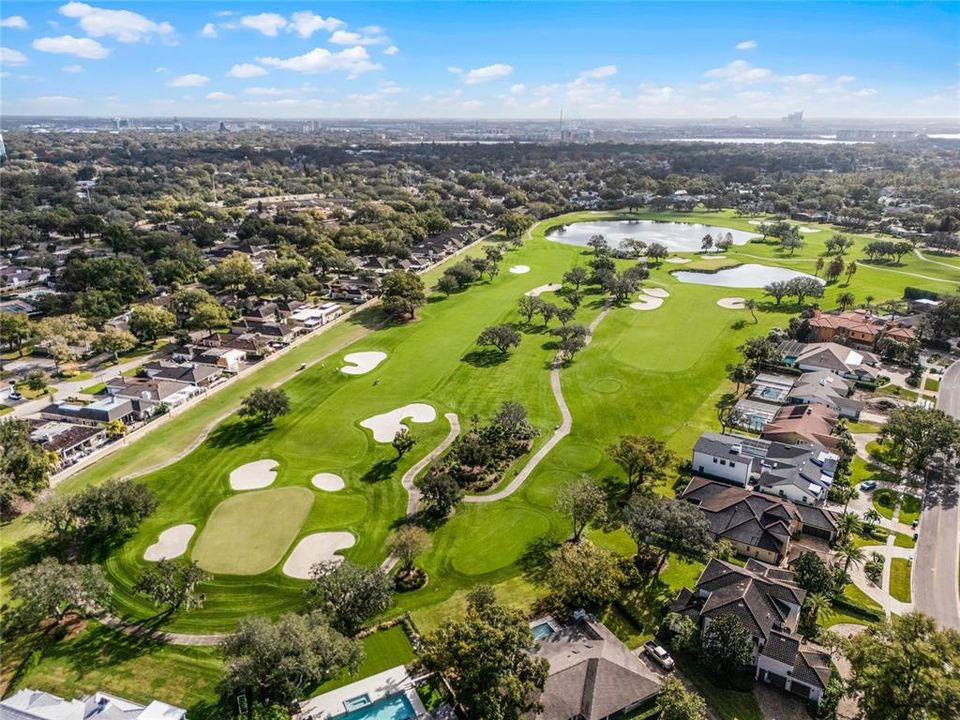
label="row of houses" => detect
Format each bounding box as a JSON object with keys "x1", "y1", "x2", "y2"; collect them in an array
[{"x1": 807, "y1": 308, "x2": 916, "y2": 350}]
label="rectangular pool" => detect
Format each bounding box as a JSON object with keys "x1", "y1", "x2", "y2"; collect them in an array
[
  {"x1": 336, "y1": 694, "x2": 416, "y2": 720},
  {"x1": 531, "y1": 621, "x2": 556, "y2": 641}
]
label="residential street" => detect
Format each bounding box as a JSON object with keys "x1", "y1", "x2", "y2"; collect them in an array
[{"x1": 912, "y1": 360, "x2": 960, "y2": 630}]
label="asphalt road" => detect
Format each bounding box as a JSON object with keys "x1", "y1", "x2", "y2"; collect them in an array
[{"x1": 913, "y1": 360, "x2": 960, "y2": 630}]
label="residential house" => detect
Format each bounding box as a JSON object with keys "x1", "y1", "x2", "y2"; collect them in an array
[
  {"x1": 807, "y1": 309, "x2": 916, "y2": 350},
  {"x1": 786, "y1": 371, "x2": 863, "y2": 419},
  {"x1": 141, "y1": 361, "x2": 223, "y2": 387},
  {"x1": 761, "y1": 404, "x2": 840, "y2": 450},
  {"x1": 105, "y1": 376, "x2": 200, "y2": 416},
  {"x1": 289, "y1": 302, "x2": 343, "y2": 329},
  {"x1": 532, "y1": 614, "x2": 662, "y2": 720},
  {"x1": 0, "y1": 266, "x2": 49, "y2": 290},
  {"x1": 681, "y1": 477, "x2": 837, "y2": 562},
  {"x1": 190, "y1": 347, "x2": 246, "y2": 372},
  {"x1": 0, "y1": 688, "x2": 186, "y2": 720},
  {"x1": 241, "y1": 302, "x2": 279, "y2": 325},
  {"x1": 733, "y1": 372, "x2": 797, "y2": 431},
  {"x1": 779, "y1": 341, "x2": 880, "y2": 382},
  {"x1": 28, "y1": 419, "x2": 106, "y2": 465},
  {"x1": 670, "y1": 559, "x2": 832, "y2": 704},
  {"x1": 40, "y1": 396, "x2": 135, "y2": 426}
]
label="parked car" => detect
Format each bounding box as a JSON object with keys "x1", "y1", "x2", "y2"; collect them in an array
[
  {"x1": 859, "y1": 480, "x2": 878, "y2": 492},
  {"x1": 7, "y1": 388, "x2": 23, "y2": 401},
  {"x1": 644, "y1": 641, "x2": 675, "y2": 671},
  {"x1": 911, "y1": 519, "x2": 919, "y2": 529}
]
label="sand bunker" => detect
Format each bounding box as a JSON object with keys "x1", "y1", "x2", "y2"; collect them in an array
[
  {"x1": 664, "y1": 257, "x2": 691, "y2": 264},
  {"x1": 717, "y1": 297, "x2": 747, "y2": 309},
  {"x1": 283, "y1": 532, "x2": 356, "y2": 579},
  {"x1": 525, "y1": 283, "x2": 562, "y2": 297},
  {"x1": 701, "y1": 254, "x2": 727, "y2": 259},
  {"x1": 642, "y1": 288, "x2": 670, "y2": 298},
  {"x1": 629, "y1": 296, "x2": 664, "y2": 311},
  {"x1": 230, "y1": 459, "x2": 278, "y2": 491},
  {"x1": 747, "y1": 219, "x2": 767, "y2": 226},
  {"x1": 509, "y1": 265, "x2": 531, "y2": 274},
  {"x1": 361, "y1": 403, "x2": 437, "y2": 443},
  {"x1": 144, "y1": 524, "x2": 196, "y2": 561},
  {"x1": 799, "y1": 227, "x2": 817, "y2": 233},
  {"x1": 341, "y1": 351, "x2": 387, "y2": 375},
  {"x1": 311, "y1": 473, "x2": 345, "y2": 491}
]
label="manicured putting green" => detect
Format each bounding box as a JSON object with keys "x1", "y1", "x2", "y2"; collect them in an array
[{"x1": 191, "y1": 487, "x2": 314, "y2": 575}]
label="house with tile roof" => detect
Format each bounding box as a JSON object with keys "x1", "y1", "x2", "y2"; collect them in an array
[
  {"x1": 681, "y1": 477, "x2": 837, "y2": 563},
  {"x1": 779, "y1": 341, "x2": 880, "y2": 382},
  {"x1": 670, "y1": 559, "x2": 833, "y2": 704},
  {"x1": 761, "y1": 404, "x2": 841, "y2": 450},
  {"x1": 807, "y1": 309, "x2": 916, "y2": 351}
]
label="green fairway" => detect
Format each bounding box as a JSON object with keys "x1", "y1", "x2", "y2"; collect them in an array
[
  {"x1": 191, "y1": 487, "x2": 315, "y2": 575},
  {"x1": 4, "y1": 209, "x2": 955, "y2": 640}
]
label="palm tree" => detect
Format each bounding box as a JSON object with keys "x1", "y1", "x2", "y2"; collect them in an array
[
  {"x1": 837, "y1": 292, "x2": 856, "y2": 312},
  {"x1": 834, "y1": 538, "x2": 866, "y2": 573},
  {"x1": 814, "y1": 256, "x2": 825, "y2": 277},
  {"x1": 836, "y1": 511, "x2": 862, "y2": 543},
  {"x1": 862, "y1": 508, "x2": 882, "y2": 535},
  {"x1": 744, "y1": 298, "x2": 758, "y2": 324},
  {"x1": 804, "y1": 592, "x2": 833, "y2": 628},
  {"x1": 864, "y1": 294, "x2": 875, "y2": 311}
]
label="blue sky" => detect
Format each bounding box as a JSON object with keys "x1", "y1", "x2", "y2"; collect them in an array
[{"x1": 1, "y1": 2, "x2": 957, "y2": 118}]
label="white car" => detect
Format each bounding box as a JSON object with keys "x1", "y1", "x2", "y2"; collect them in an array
[{"x1": 644, "y1": 641, "x2": 675, "y2": 671}]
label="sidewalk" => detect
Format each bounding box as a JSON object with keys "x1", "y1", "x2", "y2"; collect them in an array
[{"x1": 848, "y1": 534, "x2": 913, "y2": 616}]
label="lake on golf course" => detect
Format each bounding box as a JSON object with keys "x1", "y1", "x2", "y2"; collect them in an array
[
  {"x1": 546, "y1": 219, "x2": 759, "y2": 252},
  {"x1": 673, "y1": 263, "x2": 824, "y2": 288}
]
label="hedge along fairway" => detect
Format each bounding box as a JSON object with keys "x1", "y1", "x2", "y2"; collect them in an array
[{"x1": 191, "y1": 487, "x2": 314, "y2": 575}]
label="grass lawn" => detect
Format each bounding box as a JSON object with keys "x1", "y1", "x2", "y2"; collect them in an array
[
  {"x1": 80, "y1": 382, "x2": 107, "y2": 395},
  {"x1": 0, "y1": 405, "x2": 12, "y2": 417},
  {"x1": 873, "y1": 488, "x2": 899, "y2": 520},
  {"x1": 924, "y1": 377, "x2": 940, "y2": 392},
  {"x1": 13, "y1": 383, "x2": 53, "y2": 400},
  {"x1": 893, "y1": 531, "x2": 916, "y2": 550},
  {"x1": 876, "y1": 384, "x2": 919, "y2": 402},
  {"x1": 844, "y1": 583, "x2": 884, "y2": 612},
  {"x1": 898, "y1": 494, "x2": 921, "y2": 526},
  {"x1": 889, "y1": 559, "x2": 912, "y2": 603},
  {"x1": 4, "y1": 209, "x2": 954, "y2": 696},
  {"x1": 307, "y1": 625, "x2": 415, "y2": 696},
  {"x1": 58, "y1": 370, "x2": 94, "y2": 382}
]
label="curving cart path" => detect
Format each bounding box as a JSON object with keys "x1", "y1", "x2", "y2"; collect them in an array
[
  {"x1": 401, "y1": 413, "x2": 461, "y2": 517},
  {"x1": 465, "y1": 304, "x2": 612, "y2": 504}
]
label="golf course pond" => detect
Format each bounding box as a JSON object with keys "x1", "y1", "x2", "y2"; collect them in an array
[
  {"x1": 673, "y1": 263, "x2": 824, "y2": 288},
  {"x1": 546, "y1": 219, "x2": 759, "y2": 252}
]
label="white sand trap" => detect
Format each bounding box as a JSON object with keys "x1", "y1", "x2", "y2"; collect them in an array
[
  {"x1": 664, "y1": 257, "x2": 691, "y2": 264},
  {"x1": 230, "y1": 459, "x2": 278, "y2": 491},
  {"x1": 700, "y1": 254, "x2": 727, "y2": 259},
  {"x1": 361, "y1": 403, "x2": 437, "y2": 443},
  {"x1": 525, "y1": 283, "x2": 562, "y2": 297},
  {"x1": 643, "y1": 287, "x2": 670, "y2": 298},
  {"x1": 341, "y1": 351, "x2": 387, "y2": 375},
  {"x1": 509, "y1": 265, "x2": 531, "y2": 274},
  {"x1": 311, "y1": 472, "x2": 345, "y2": 492},
  {"x1": 283, "y1": 532, "x2": 356, "y2": 579},
  {"x1": 799, "y1": 226, "x2": 817, "y2": 233},
  {"x1": 144, "y1": 524, "x2": 196, "y2": 561},
  {"x1": 717, "y1": 297, "x2": 746, "y2": 309},
  {"x1": 748, "y1": 219, "x2": 767, "y2": 226},
  {"x1": 629, "y1": 296, "x2": 664, "y2": 311}
]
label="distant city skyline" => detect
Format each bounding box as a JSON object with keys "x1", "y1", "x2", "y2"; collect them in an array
[{"x1": 1, "y1": 1, "x2": 957, "y2": 119}]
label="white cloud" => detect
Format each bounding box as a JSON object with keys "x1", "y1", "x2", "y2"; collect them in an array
[
  {"x1": 579, "y1": 65, "x2": 617, "y2": 80},
  {"x1": 510, "y1": 83, "x2": 526, "y2": 95},
  {"x1": 228, "y1": 63, "x2": 267, "y2": 78},
  {"x1": 837, "y1": 75, "x2": 856, "y2": 84},
  {"x1": 240, "y1": 13, "x2": 287, "y2": 37},
  {"x1": 736, "y1": 40, "x2": 758, "y2": 50},
  {"x1": 0, "y1": 16, "x2": 28, "y2": 29},
  {"x1": 460, "y1": 100, "x2": 484, "y2": 109},
  {"x1": 0, "y1": 47, "x2": 29, "y2": 65},
  {"x1": 243, "y1": 86, "x2": 289, "y2": 96},
  {"x1": 464, "y1": 63, "x2": 513, "y2": 84},
  {"x1": 329, "y1": 28, "x2": 388, "y2": 46},
  {"x1": 383, "y1": 45, "x2": 399, "y2": 56},
  {"x1": 201, "y1": 23, "x2": 217, "y2": 38},
  {"x1": 59, "y1": 2, "x2": 174, "y2": 43},
  {"x1": 167, "y1": 73, "x2": 209, "y2": 87},
  {"x1": 62, "y1": 64, "x2": 84, "y2": 72},
  {"x1": 154, "y1": 66, "x2": 168, "y2": 73},
  {"x1": 288, "y1": 11, "x2": 343, "y2": 38},
  {"x1": 855, "y1": 88, "x2": 878, "y2": 97},
  {"x1": 704, "y1": 60, "x2": 773, "y2": 84},
  {"x1": 206, "y1": 91, "x2": 233, "y2": 101},
  {"x1": 257, "y1": 46, "x2": 382, "y2": 77},
  {"x1": 448, "y1": 66, "x2": 463, "y2": 75},
  {"x1": 779, "y1": 73, "x2": 826, "y2": 85},
  {"x1": 33, "y1": 35, "x2": 110, "y2": 59}
]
